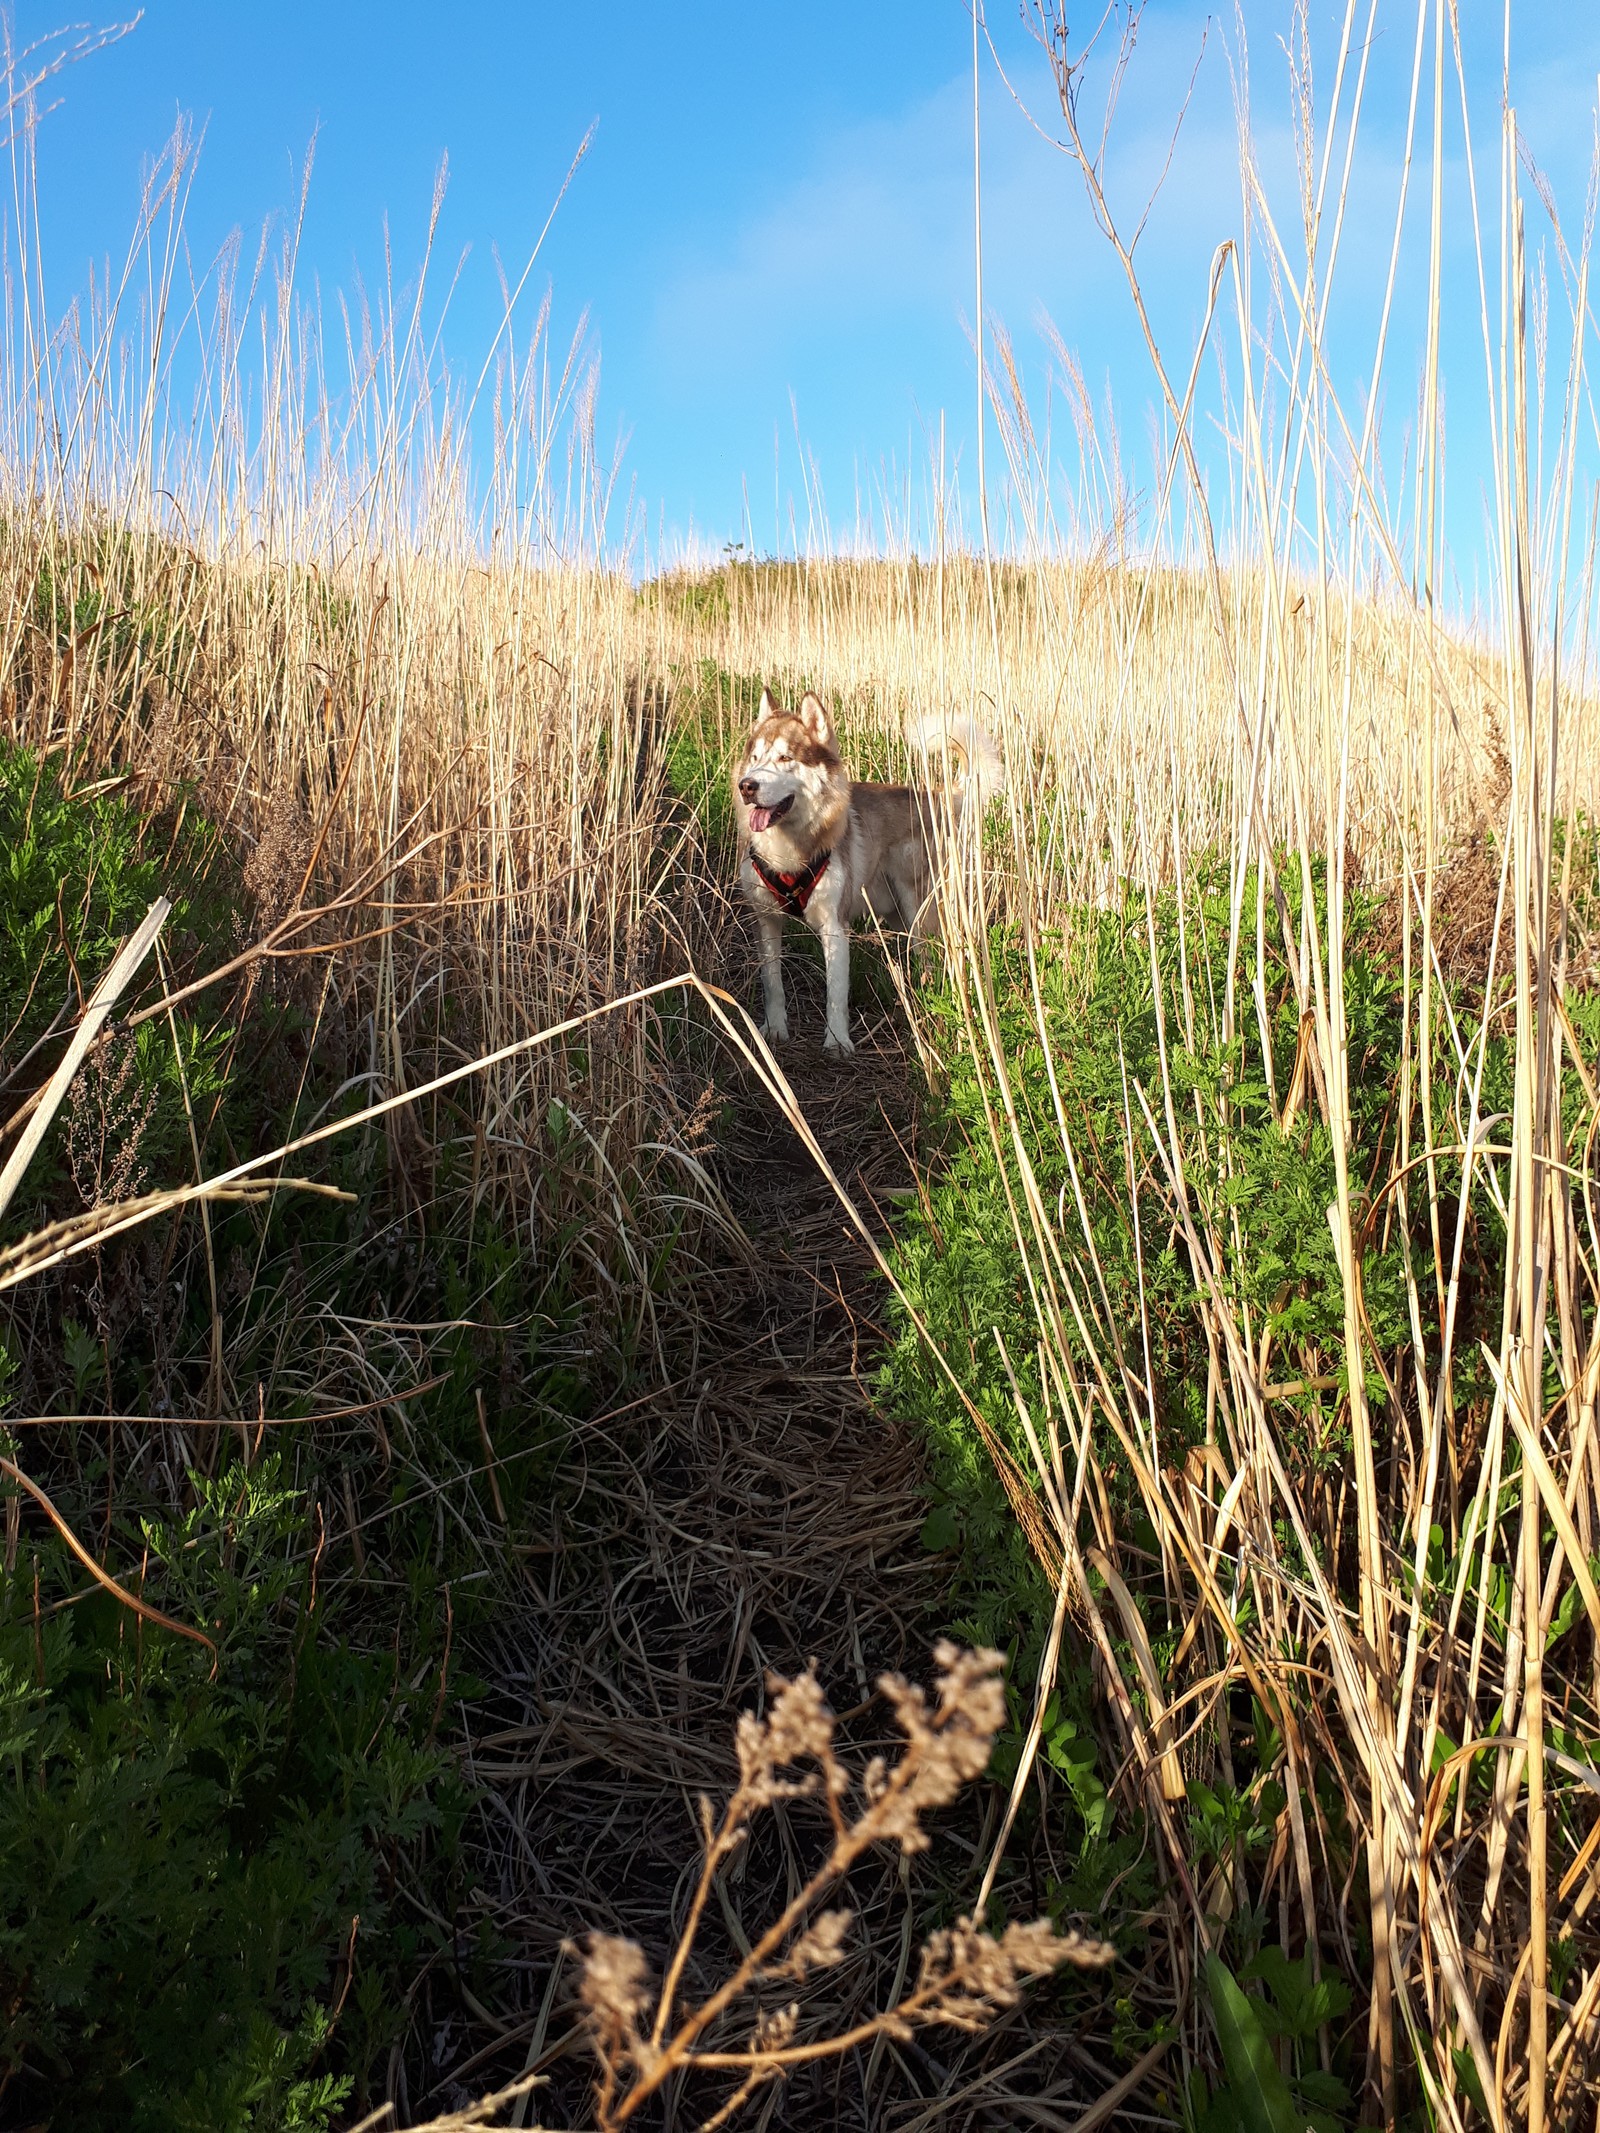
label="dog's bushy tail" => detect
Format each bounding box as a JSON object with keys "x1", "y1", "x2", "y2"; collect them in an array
[{"x1": 904, "y1": 711, "x2": 1006, "y2": 815}]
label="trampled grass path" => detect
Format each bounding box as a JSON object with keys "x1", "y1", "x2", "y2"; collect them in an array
[{"x1": 436, "y1": 927, "x2": 977, "y2": 2126}]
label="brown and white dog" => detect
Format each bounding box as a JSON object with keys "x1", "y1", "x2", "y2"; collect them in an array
[{"x1": 732, "y1": 687, "x2": 1004, "y2": 1055}]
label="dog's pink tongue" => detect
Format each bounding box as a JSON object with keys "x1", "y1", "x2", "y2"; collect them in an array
[{"x1": 749, "y1": 804, "x2": 775, "y2": 833}]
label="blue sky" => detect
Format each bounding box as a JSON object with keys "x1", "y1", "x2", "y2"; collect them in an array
[{"x1": 12, "y1": 2, "x2": 1600, "y2": 582}]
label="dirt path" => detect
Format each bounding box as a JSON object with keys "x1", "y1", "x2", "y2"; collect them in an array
[{"x1": 430, "y1": 919, "x2": 1099, "y2": 2131}]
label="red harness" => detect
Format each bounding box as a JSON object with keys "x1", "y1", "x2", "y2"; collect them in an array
[{"x1": 750, "y1": 846, "x2": 831, "y2": 917}]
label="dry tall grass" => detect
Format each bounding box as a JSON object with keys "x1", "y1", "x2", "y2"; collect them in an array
[{"x1": 0, "y1": 98, "x2": 711, "y2": 1337}]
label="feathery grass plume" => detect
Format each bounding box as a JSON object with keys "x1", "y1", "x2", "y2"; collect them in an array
[{"x1": 577, "y1": 1643, "x2": 1113, "y2": 2130}]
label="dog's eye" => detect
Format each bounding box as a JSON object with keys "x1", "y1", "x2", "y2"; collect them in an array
[{"x1": 774, "y1": 750, "x2": 791, "y2": 764}]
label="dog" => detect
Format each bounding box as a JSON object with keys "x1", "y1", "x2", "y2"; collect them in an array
[{"x1": 732, "y1": 687, "x2": 1004, "y2": 1056}]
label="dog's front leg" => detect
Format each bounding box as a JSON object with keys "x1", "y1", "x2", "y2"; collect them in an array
[
  {"x1": 821, "y1": 919, "x2": 855, "y2": 1056},
  {"x1": 757, "y1": 910, "x2": 789, "y2": 1042}
]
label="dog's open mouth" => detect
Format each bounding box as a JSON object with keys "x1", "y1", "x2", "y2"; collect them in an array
[{"x1": 747, "y1": 794, "x2": 794, "y2": 834}]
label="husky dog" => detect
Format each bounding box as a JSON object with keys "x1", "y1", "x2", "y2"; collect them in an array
[{"x1": 732, "y1": 687, "x2": 1004, "y2": 1056}]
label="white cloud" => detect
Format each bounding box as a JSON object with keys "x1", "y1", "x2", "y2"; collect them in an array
[
  {"x1": 643, "y1": 12, "x2": 1310, "y2": 405},
  {"x1": 632, "y1": 3, "x2": 1600, "y2": 570},
  {"x1": 649, "y1": 76, "x2": 976, "y2": 361}
]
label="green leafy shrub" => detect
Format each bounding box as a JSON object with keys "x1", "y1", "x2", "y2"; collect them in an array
[
  {"x1": 0, "y1": 731, "x2": 596, "y2": 2125},
  {"x1": 884, "y1": 859, "x2": 1515, "y2": 1658},
  {"x1": 881, "y1": 860, "x2": 1536, "y2": 2115},
  {"x1": 0, "y1": 735, "x2": 263, "y2": 1227},
  {"x1": 0, "y1": 1454, "x2": 461, "y2": 2132}
]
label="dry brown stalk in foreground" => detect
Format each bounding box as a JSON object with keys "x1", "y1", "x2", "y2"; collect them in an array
[{"x1": 579, "y1": 1641, "x2": 1113, "y2": 2130}]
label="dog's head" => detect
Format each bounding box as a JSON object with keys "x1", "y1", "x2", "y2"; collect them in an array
[{"x1": 733, "y1": 688, "x2": 842, "y2": 836}]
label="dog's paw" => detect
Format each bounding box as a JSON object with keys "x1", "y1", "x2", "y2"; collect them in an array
[
  {"x1": 760, "y1": 1018, "x2": 790, "y2": 1045},
  {"x1": 822, "y1": 1027, "x2": 856, "y2": 1057}
]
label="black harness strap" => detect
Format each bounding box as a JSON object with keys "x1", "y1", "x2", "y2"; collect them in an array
[{"x1": 750, "y1": 846, "x2": 832, "y2": 918}]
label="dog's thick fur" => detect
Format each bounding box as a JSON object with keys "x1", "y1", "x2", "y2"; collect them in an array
[{"x1": 732, "y1": 687, "x2": 1004, "y2": 1055}]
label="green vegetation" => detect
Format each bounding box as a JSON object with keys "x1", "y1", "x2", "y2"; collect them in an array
[
  {"x1": 1195, "y1": 1951, "x2": 1356, "y2": 2133},
  {"x1": 1, "y1": 1458, "x2": 459, "y2": 2133},
  {"x1": 0, "y1": 737, "x2": 586, "y2": 2129},
  {"x1": 0, "y1": 736, "x2": 254, "y2": 1227},
  {"x1": 887, "y1": 862, "x2": 1514, "y2": 1635},
  {"x1": 660, "y1": 658, "x2": 756, "y2": 863},
  {"x1": 877, "y1": 860, "x2": 1583, "y2": 2125}
]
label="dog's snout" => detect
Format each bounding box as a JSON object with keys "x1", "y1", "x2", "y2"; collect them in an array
[{"x1": 738, "y1": 777, "x2": 759, "y2": 802}]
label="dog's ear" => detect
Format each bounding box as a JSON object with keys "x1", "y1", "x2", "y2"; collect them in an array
[
  {"x1": 756, "y1": 686, "x2": 779, "y2": 724},
  {"x1": 798, "y1": 692, "x2": 834, "y2": 747}
]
